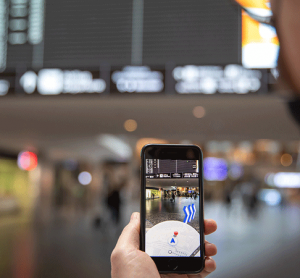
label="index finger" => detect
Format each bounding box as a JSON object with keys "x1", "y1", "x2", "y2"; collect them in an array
[{"x1": 204, "y1": 219, "x2": 217, "y2": 235}]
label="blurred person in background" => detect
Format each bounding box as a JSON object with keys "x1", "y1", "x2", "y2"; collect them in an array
[
  {"x1": 193, "y1": 192, "x2": 197, "y2": 200},
  {"x1": 171, "y1": 191, "x2": 175, "y2": 202},
  {"x1": 106, "y1": 172, "x2": 122, "y2": 225},
  {"x1": 223, "y1": 184, "x2": 233, "y2": 213},
  {"x1": 105, "y1": 162, "x2": 129, "y2": 225},
  {"x1": 240, "y1": 173, "x2": 260, "y2": 218},
  {"x1": 111, "y1": 1, "x2": 300, "y2": 277}
]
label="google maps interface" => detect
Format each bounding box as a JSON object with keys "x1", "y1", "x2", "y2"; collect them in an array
[{"x1": 145, "y1": 159, "x2": 201, "y2": 257}]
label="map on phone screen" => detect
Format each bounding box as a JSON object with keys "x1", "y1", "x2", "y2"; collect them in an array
[{"x1": 145, "y1": 159, "x2": 201, "y2": 257}]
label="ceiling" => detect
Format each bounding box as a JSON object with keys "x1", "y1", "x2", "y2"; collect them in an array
[{"x1": 0, "y1": 94, "x2": 299, "y2": 161}]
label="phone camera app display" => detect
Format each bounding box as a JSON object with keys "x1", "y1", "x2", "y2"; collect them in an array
[{"x1": 145, "y1": 159, "x2": 201, "y2": 257}]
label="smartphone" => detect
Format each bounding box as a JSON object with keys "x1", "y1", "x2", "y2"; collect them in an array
[{"x1": 140, "y1": 144, "x2": 205, "y2": 273}]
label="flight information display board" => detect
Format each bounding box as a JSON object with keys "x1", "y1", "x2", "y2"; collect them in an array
[
  {"x1": 1, "y1": 0, "x2": 240, "y2": 71},
  {"x1": 0, "y1": 0, "x2": 275, "y2": 96}
]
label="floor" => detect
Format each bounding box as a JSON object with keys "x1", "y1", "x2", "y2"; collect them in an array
[
  {"x1": 205, "y1": 201, "x2": 300, "y2": 278},
  {"x1": 1, "y1": 200, "x2": 300, "y2": 278},
  {"x1": 146, "y1": 196, "x2": 200, "y2": 231}
]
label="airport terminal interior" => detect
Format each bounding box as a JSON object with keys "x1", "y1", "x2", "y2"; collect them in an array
[{"x1": 1, "y1": 0, "x2": 300, "y2": 277}]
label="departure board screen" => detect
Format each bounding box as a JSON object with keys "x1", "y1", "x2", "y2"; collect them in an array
[
  {"x1": 1, "y1": 0, "x2": 240, "y2": 70},
  {"x1": 0, "y1": 0, "x2": 275, "y2": 97},
  {"x1": 43, "y1": 0, "x2": 133, "y2": 68},
  {"x1": 143, "y1": 0, "x2": 240, "y2": 65}
]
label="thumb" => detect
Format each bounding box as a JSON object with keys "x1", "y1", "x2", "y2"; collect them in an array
[{"x1": 115, "y1": 212, "x2": 140, "y2": 251}]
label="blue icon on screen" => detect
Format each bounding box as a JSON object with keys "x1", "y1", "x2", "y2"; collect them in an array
[{"x1": 183, "y1": 205, "x2": 196, "y2": 223}]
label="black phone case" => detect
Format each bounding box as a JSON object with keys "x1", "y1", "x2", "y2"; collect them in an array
[{"x1": 140, "y1": 144, "x2": 205, "y2": 274}]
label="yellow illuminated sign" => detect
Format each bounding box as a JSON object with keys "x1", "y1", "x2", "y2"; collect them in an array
[
  {"x1": 235, "y1": 0, "x2": 270, "y2": 9},
  {"x1": 236, "y1": 0, "x2": 280, "y2": 68}
]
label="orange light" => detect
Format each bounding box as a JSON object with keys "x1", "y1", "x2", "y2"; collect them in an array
[
  {"x1": 124, "y1": 119, "x2": 137, "y2": 132},
  {"x1": 281, "y1": 154, "x2": 293, "y2": 167},
  {"x1": 17, "y1": 151, "x2": 38, "y2": 171}
]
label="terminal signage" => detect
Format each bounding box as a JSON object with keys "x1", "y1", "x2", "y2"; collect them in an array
[
  {"x1": 19, "y1": 69, "x2": 106, "y2": 95},
  {"x1": 173, "y1": 65, "x2": 266, "y2": 94},
  {"x1": 0, "y1": 64, "x2": 270, "y2": 96},
  {"x1": 111, "y1": 66, "x2": 164, "y2": 94},
  {"x1": 183, "y1": 173, "x2": 199, "y2": 178},
  {"x1": 172, "y1": 173, "x2": 182, "y2": 178}
]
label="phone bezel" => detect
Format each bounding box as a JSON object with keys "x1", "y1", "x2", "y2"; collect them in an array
[{"x1": 140, "y1": 144, "x2": 205, "y2": 274}]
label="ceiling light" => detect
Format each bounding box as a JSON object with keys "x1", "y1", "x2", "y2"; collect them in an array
[
  {"x1": 193, "y1": 106, "x2": 206, "y2": 118},
  {"x1": 124, "y1": 119, "x2": 137, "y2": 132},
  {"x1": 280, "y1": 154, "x2": 293, "y2": 167}
]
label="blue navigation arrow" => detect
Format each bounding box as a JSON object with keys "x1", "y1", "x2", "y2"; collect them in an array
[
  {"x1": 184, "y1": 204, "x2": 197, "y2": 223},
  {"x1": 188, "y1": 205, "x2": 192, "y2": 222},
  {"x1": 183, "y1": 206, "x2": 190, "y2": 223},
  {"x1": 192, "y1": 204, "x2": 196, "y2": 220}
]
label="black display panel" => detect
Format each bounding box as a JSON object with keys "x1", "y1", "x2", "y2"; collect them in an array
[
  {"x1": 143, "y1": 0, "x2": 241, "y2": 65},
  {"x1": 0, "y1": 0, "x2": 241, "y2": 72},
  {"x1": 43, "y1": 0, "x2": 133, "y2": 68}
]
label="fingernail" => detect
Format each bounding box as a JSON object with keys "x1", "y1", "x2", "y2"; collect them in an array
[{"x1": 131, "y1": 212, "x2": 139, "y2": 221}]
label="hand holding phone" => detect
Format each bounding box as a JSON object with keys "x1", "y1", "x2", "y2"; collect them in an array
[
  {"x1": 140, "y1": 144, "x2": 206, "y2": 273},
  {"x1": 111, "y1": 212, "x2": 217, "y2": 278},
  {"x1": 111, "y1": 144, "x2": 217, "y2": 277}
]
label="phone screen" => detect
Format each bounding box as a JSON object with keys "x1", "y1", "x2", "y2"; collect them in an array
[{"x1": 144, "y1": 158, "x2": 201, "y2": 258}]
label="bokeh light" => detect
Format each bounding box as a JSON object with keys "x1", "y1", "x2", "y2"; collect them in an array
[
  {"x1": 228, "y1": 163, "x2": 244, "y2": 180},
  {"x1": 204, "y1": 157, "x2": 228, "y2": 181},
  {"x1": 78, "y1": 171, "x2": 92, "y2": 185},
  {"x1": 280, "y1": 153, "x2": 293, "y2": 167},
  {"x1": 259, "y1": 189, "x2": 282, "y2": 206},
  {"x1": 124, "y1": 119, "x2": 137, "y2": 132},
  {"x1": 193, "y1": 106, "x2": 206, "y2": 118},
  {"x1": 17, "y1": 151, "x2": 38, "y2": 171}
]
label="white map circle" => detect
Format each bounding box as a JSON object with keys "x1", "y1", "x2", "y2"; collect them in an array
[{"x1": 146, "y1": 220, "x2": 200, "y2": 257}]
